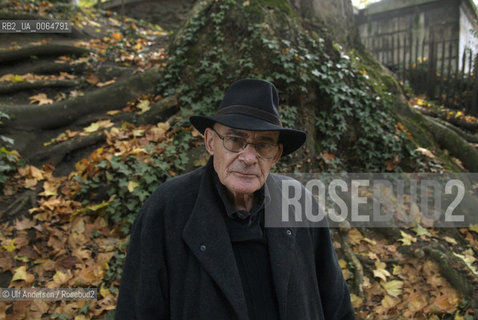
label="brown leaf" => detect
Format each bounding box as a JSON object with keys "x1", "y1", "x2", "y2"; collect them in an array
[
  {"x1": 58, "y1": 72, "x2": 76, "y2": 80},
  {"x1": 321, "y1": 152, "x2": 335, "y2": 163},
  {"x1": 29, "y1": 93, "x2": 53, "y2": 105},
  {"x1": 112, "y1": 32, "x2": 123, "y2": 40},
  {"x1": 404, "y1": 290, "x2": 429, "y2": 313},
  {"x1": 97, "y1": 79, "x2": 115, "y2": 87},
  {"x1": 17, "y1": 246, "x2": 38, "y2": 260},
  {"x1": 430, "y1": 288, "x2": 460, "y2": 313},
  {"x1": 58, "y1": 256, "x2": 79, "y2": 270},
  {"x1": 14, "y1": 218, "x2": 36, "y2": 231},
  {"x1": 86, "y1": 72, "x2": 99, "y2": 85}
]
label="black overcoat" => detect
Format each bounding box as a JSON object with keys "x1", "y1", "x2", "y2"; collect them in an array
[{"x1": 115, "y1": 161, "x2": 354, "y2": 320}]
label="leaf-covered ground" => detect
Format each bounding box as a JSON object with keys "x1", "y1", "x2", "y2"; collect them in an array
[{"x1": 0, "y1": 1, "x2": 477, "y2": 319}]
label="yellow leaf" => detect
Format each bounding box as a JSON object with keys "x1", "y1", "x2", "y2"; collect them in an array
[
  {"x1": 11, "y1": 265, "x2": 34, "y2": 282},
  {"x1": 9, "y1": 74, "x2": 25, "y2": 83},
  {"x1": 453, "y1": 251, "x2": 478, "y2": 275},
  {"x1": 136, "y1": 100, "x2": 150, "y2": 114},
  {"x1": 469, "y1": 224, "x2": 478, "y2": 233},
  {"x1": 381, "y1": 295, "x2": 400, "y2": 308},
  {"x1": 348, "y1": 228, "x2": 363, "y2": 245},
  {"x1": 2, "y1": 239, "x2": 16, "y2": 252},
  {"x1": 381, "y1": 280, "x2": 403, "y2": 297},
  {"x1": 373, "y1": 260, "x2": 391, "y2": 281},
  {"x1": 128, "y1": 181, "x2": 139, "y2": 192},
  {"x1": 99, "y1": 284, "x2": 110, "y2": 298},
  {"x1": 132, "y1": 148, "x2": 147, "y2": 154},
  {"x1": 132, "y1": 129, "x2": 145, "y2": 137},
  {"x1": 392, "y1": 264, "x2": 402, "y2": 276},
  {"x1": 53, "y1": 270, "x2": 71, "y2": 285},
  {"x1": 349, "y1": 293, "x2": 363, "y2": 308},
  {"x1": 107, "y1": 110, "x2": 121, "y2": 115},
  {"x1": 338, "y1": 259, "x2": 347, "y2": 269},
  {"x1": 84, "y1": 122, "x2": 101, "y2": 133},
  {"x1": 455, "y1": 111, "x2": 463, "y2": 118},
  {"x1": 399, "y1": 230, "x2": 417, "y2": 246},
  {"x1": 443, "y1": 236, "x2": 457, "y2": 245},
  {"x1": 413, "y1": 225, "x2": 432, "y2": 237}
]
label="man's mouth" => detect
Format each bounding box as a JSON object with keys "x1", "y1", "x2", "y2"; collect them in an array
[{"x1": 231, "y1": 171, "x2": 257, "y2": 178}]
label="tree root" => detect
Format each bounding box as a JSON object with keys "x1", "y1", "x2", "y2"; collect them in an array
[
  {"x1": 113, "y1": 96, "x2": 179, "y2": 125},
  {"x1": 432, "y1": 117, "x2": 478, "y2": 144},
  {"x1": 0, "y1": 44, "x2": 90, "y2": 64},
  {"x1": 0, "y1": 79, "x2": 79, "y2": 94},
  {"x1": 0, "y1": 61, "x2": 87, "y2": 76},
  {"x1": 417, "y1": 108, "x2": 478, "y2": 133},
  {"x1": 422, "y1": 115, "x2": 478, "y2": 171},
  {"x1": 25, "y1": 98, "x2": 178, "y2": 167},
  {"x1": 449, "y1": 118, "x2": 478, "y2": 131},
  {"x1": 339, "y1": 228, "x2": 364, "y2": 297},
  {"x1": 1, "y1": 66, "x2": 162, "y2": 130},
  {"x1": 3, "y1": 189, "x2": 37, "y2": 219},
  {"x1": 27, "y1": 131, "x2": 105, "y2": 166},
  {"x1": 421, "y1": 243, "x2": 478, "y2": 310}
]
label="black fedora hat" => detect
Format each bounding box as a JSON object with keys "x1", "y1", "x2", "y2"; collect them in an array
[{"x1": 190, "y1": 78, "x2": 306, "y2": 156}]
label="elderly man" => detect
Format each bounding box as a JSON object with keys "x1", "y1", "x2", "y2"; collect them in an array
[{"x1": 115, "y1": 79, "x2": 354, "y2": 319}]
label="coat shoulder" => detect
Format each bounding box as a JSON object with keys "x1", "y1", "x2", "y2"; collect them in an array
[
  {"x1": 136, "y1": 165, "x2": 206, "y2": 224},
  {"x1": 150, "y1": 165, "x2": 205, "y2": 202}
]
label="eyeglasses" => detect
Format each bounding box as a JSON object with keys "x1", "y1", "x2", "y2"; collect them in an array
[{"x1": 211, "y1": 128, "x2": 280, "y2": 159}]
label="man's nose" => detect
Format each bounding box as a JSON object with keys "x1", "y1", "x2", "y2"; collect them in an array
[{"x1": 239, "y1": 143, "x2": 259, "y2": 163}]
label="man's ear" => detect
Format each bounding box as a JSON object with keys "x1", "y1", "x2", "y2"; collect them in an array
[
  {"x1": 272, "y1": 143, "x2": 283, "y2": 164},
  {"x1": 204, "y1": 128, "x2": 215, "y2": 155}
]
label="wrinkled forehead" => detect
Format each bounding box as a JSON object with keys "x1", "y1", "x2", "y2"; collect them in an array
[{"x1": 213, "y1": 123, "x2": 280, "y2": 141}]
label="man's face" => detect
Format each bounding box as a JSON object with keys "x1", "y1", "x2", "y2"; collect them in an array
[{"x1": 204, "y1": 123, "x2": 282, "y2": 197}]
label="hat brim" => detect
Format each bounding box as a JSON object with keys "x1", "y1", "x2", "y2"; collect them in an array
[{"x1": 190, "y1": 114, "x2": 306, "y2": 156}]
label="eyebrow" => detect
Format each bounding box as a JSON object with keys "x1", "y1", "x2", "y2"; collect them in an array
[
  {"x1": 225, "y1": 129, "x2": 277, "y2": 143},
  {"x1": 225, "y1": 129, "x2": 248, "y2": 137}
]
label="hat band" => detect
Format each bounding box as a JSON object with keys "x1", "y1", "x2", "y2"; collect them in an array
[{"x1": 216, "y1": 105, "x2": 282, "y2": 126}]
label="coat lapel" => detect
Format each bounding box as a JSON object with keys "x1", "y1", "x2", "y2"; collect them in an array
[{"x1": 182, "y1": 166, "x2": 249, "y2": 320}]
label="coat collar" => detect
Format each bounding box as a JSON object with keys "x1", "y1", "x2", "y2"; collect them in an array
[{"x1": 182, "y1": 159, "x2": 297, "y2": 320}]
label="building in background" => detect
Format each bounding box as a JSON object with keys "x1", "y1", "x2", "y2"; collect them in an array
[
  {"x1": 356, "y1": 0, "x2": 478, "y2": 72},
  {"x1": 356, "y1": 0, "x2": 478, "y2": 114}
]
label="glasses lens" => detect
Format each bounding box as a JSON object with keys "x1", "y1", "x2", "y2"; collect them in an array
[
  {"x1": 222, "y1": 135, "x2": 278, "y2": 159},
  {"x1": 255, "y1": 143, "x2": 278, "y2": 159},
  {"x1": 224, "y1": 136, "x2": 246, "y2": 152}
]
